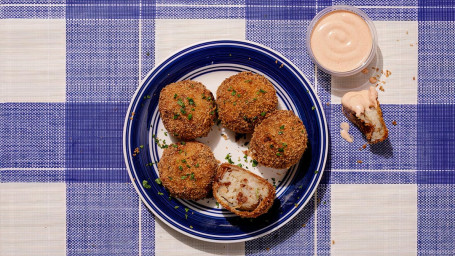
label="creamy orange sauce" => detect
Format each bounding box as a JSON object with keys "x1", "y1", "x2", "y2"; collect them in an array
[
  {"x1": 341, "y1": 87, "x2": 378, "y2": 117},
  {"x1": 310, "y1": 10, "x2": 373, "y2": 72},
  {"x1": 340, "y1": 122, "x2": 353, "y2": 143}
]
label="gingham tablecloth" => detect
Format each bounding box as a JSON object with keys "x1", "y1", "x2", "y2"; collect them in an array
[{"x1": 1, "y1": 1, "x2": 454, "y2": 255}]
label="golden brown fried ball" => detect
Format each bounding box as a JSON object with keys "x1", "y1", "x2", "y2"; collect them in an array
[
  {"x1": 157, "y1": 141, "x2": 218, "y2": 200},
  {"x1": 250, "y1": 110, "x2": 308, "y2": 169},
  {"x1": 216, "y1": 72, "x2": 278, "y2": 134},
  {"x1": 159, "y1": 80, "x2": 216, "y2": 140}
]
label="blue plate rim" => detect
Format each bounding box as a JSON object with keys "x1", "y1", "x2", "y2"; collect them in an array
[{"x1": 123, "y1": 39, "x2": 329, "y2": 243}]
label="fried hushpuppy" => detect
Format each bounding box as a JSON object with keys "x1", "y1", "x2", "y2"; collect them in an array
[
  {"x1": 213, "y1": 163, "x2": 275, "y2": 218},
  {"x1": 158, "y1": 141, "x2": 218, "y2": 200},
  {"x1": 341, "y1": 87, "x2": 388, "y2": 144},
  {"x1": 159, "y1": 80, "x2": 216, "y2": 140},
  {"x1": 250, "y1": 110, "x2": 308, "y2": 169},
  {"x1": 216, "y1": 72, "x2": 278, "y2": 134}
]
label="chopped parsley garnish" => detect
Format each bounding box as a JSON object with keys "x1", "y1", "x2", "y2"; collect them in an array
[
  {"x1": 278, "y1": 131, "x2": 284, "y2": 135},
  {"x1": 180, "y1": 141, "x2": 186, "y2": 145},
  {"x1": 191, "y1": 108, "x2": 195, "y2": 111},
  {"x1": 312, "y1": 106, "x2": 316, "y2": 110},
  {"x1": 282, "y1": 142, "x2": 288, "y2": 147},
  {"x1": 260, "y1": 112, "x2": 266, "y2": 116},
  {"x1": 140, "y1": 145, "x2": 144, "y2": 148},
  {"x1": 279, "y1": 125, "x2": 285, "y2": 130},
  {"x1": 164, "y1": 131, "x2": 168, "y2": 136},
  {"x1": 216, "y1": 202, "x2": 220, "y2": 208},
  {"x1": 202, "y1": 94, "x2": 207, "y2": 99},
  {"x1": 210, "y1": 111, "x2": 214, "y2": 115},
  {"x1": 174, "y1": 93, "x2": 177, "y2": 99},
  {"x1": 243, "y1": 155, "x2": 248, "y2": 162},
  {"x1": 185, "y1": 214, "x2": 188, "y2": 219},
  {"x1": 252, "y1": 159, "x2": 258, "y2": 167},
  {"x1": 278, "y1": 148, "x2": 284, "y2": 152},
  {"x1": 270, "y1": 145, "x2": 274, "y2": 148},
  {"x1": 142, "y1": 180, "x2": 151, "y2": 189},
  {"x1": 168, "y1": 176, "x2": 173, "y2": 181},
  {"x1": 190, "y1": 225, "x2": 193, "y2": 229},
  {"x1": 259, "y1": 89, "x2": 266, "y2": 93},
  {"x1": 186, "y1": 164, "x2": 191, "y2": 168},
  {"x1": 181, "y1": 159, "x2": 187, "y2": 163},
  {"x1": 298, "y1": 185, "x2": 303, "y2": 189},
  {"x1": 177, "y1": 99, "x2": 185, "y2": 108},
  {"x1": 181, "y1": 175, "x2": 188, "y2": 180},
  {"x1": 237, "y1": 163, "x2": 243, "y2": 167},
  {"x1": 180, "y1": 108, "x2": 186, "y2": 114},
  {"x1": 231, "y1": 91, "x2": 237, "y2": 96},
  {"x1": 155, "y1": 178, "x2": 162, "y2": 185},
  {"x1": 314, "y1": 170, "x2": 319, "y2": 174},
  {"x1": 158, "y1": 192, "x2": 164, "y2": 195},
  {"x1": 174, "y1": 206, "x2": 179, "y2": 209},
  {"x1": 172, "y1": 144, "x2": 178, "y2": 148},
  {"x1": 244, "y1": 79, "x2": 252, "y2": 83},
  {"x1": 187, "y1": 98, "x2": 195, "y2": 105},
  {"x1": 276, "y1": 152, "x2": 282, "y2": 156},
  {"x1": 185, "y1": 208, "x2": 189, "y2": 212},
  {"x1": 173, "y1": 114, "x2": 179, "y2": 119},
  {"x1": 190, "y1": 173, "x2": 195, "y2": 180},
  {"x1": 207, "y1": 96, "x2": 212, "y2": 100},
  {"x1": 225, "y1": 153, "x2": 234, "y2": 164},
  {"x1": 195, "y1": 163, "x2": 199, "y2": 168},
  {"x1": 178, "y1": 166, "x2": 183, "y2": 171},
  {"x1": 243, "y1": 116, "x2": 248, "y2": 121}
]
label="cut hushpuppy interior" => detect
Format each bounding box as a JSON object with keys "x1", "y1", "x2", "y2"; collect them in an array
[
  {"x1": 212, "y1": 163, "x2": 275, "y2": 218},
  {"x1": 341, "y1": 87, "x2": 388, "y2": 144}
]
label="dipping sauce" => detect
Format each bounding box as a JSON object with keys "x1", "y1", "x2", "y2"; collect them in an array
[
  {"x1": 310, "y1": 10, "x2": 373, "y2": 73},
  {"x1": 341, "y1": 87, "x2": 378, "y2": 117},
  {"x1": 340, "y1": 122, "x2": 353, "y2": 143}
]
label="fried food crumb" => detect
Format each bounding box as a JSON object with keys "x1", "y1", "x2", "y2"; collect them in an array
[
  {"x1": 302, "y1": 224, "x2": 306, "y2": 228},
  {"x1": 266, "y1": 248, "x2": 270, "y2": 251},
  {"x1": 392, "y1": 120, "x2": 397, "y2": 126},
  {"x1": 332, "y1": 240, "x2": 335, "y2": 245},
  {"x1": 221, "y1": 134, "x2": 228, "y2": 140},
  {"x1": 361, "y1": 68, "x2": 369, "y2": 74},
  {"x1": 361, "y1": 144, "x2": 367, "y2": 150},
  {"x1": 410, "y1": 44, "x2": 414, "y2": 47},
  {"x1": 379, "y1": 86, "x2": 385, "y2": 92},
  {"x1": 357, "y1": 160, "x2": 363, "y2": 164},
  {"x1": 413, "y1": 77, "x2": 416, "y2": 81},
  {"x1": 385, "y1": 70, "x2": 392, "y2": 77},
  {"x1": 369, "y1": 77, "x2": 378, "y2": 84},
  {"x1": 326, "y1": 102, "x2": 330, "y2": 106}
]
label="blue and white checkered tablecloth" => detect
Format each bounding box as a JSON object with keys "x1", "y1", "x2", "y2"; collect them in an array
[{"x1": 1, "y1": 0, "x2": 454, "y2": 255}]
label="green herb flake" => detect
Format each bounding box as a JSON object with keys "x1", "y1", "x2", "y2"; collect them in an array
[
  {"x1": 185, "y1": 214, "x2": 188, "y2": 219},
  {"x1": 164, "y1": 131, "x2": 168, "y2": 136},
  {"x1": 270, "y1": 145, "x2": 274, "y2": 149},
  {"x1": 244, "y1": 79, "x2": 252, "y2": 83},
  {"x1": 155, "y1": 178, "x2": 162, "y2": 185},
  {"x1": 180, "y1": 141, "x2": 186, "y2": 145},
  {"x1": 314, "y1": 170, "x2": 319, "y2": 174},
  {"x1": 202, "y1": 94, "x2": 207, "y2": 100},
  {"x1": 260, "y1": 112, "x2": 266, "y2": 116},
  {"x1": 298, "y1": 185, "x2": 303, "y2": 189},
  {"x1": 173, "y1": 94, "x2": 177, "y2": 99},
  {"x1": 195, "y1": 163, "x2": 199, "y2": 168},
  {"x1": 172, "y1": 144, "x2": 178, "y2": 148},
  {"x1": 278, "y1": 131, "x2": 284, "y2": 135},
  {"x1": 278, "y1": 148, "x2": 284, "y2": 152},
  {"x1": 142, "y1": 180, "x2": 151, "y2": 189},
  {"x1": 187, "y1": 98, "x2": 195, "y2": 105},
  {"x1": 252, "y1": 159, "x2": 258, "y2": 167},
  {"x1": 177, "y1": 99, "x2": 185, "y2": 108},
  {"x1": 282, "y1": 142, "x2": 288, "y2": 147},
  {"x1": 173, "y1": 114, "x2": 179, "y2": 120},
  {"x1": 259, "y1": 89, "x2": 266, "y2": 93},
  {"x1": 280, "y1": 125, "x2": 285, "y2": 130},
  {"x1": 140, "y1": 145, "x2": 144, "y2": 149},
  {"x1": 178, "y1": 166, "x2": 183, "y2": 171},
  {"x1": 190, "y1": 173, "x2": 195, "y2": 180},
  {"x1": 181, "y1": 159, "x2": 187, "y2": 163},
  {"x1": 190, "y1": 225, "x2": 193, "y2": 229},
  {"x1": 207, "y1": 96, "x2": 212, "y2": 100},
  {"x1": 209, "y1": 111, "x2": 214, "y2": 115},
  {"x1": 225, "y1": 153, "x2": 234, "y2": 164},
  {"x1": 174, "y1": 206, "x2": 179, "y2": 209},
  {"x1": 185, "y1": 207, "x2": 189, "y2": 213},
  {"x1": 312, "y1": 106, "x2": 316, "y2": 110},
  {"x1": 168, "y1": 176, "x2": 173, "y2": 181},
  {"x1": 186, "y1": 164, "x2": 191, "y2": 168},
  {"x1": 181, "y1": 175, "x2": 188, "y2": 180},
  {"x1": 276, "y1": 152, "x2": 282, "y2": 156},
  {"x1": 216, "y1": 202, "x2": 220, "y2": 208},
  {"x1": 237, "y1": 163, "x2": 243, "y2": 167},
  {"x1": 158, "y1": 192, "x2": 164, "y2": 196}
]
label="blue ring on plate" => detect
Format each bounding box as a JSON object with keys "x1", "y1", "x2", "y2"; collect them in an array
[{"x1": 123, "y1": 40, "x2": 328, "y2": 242}]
